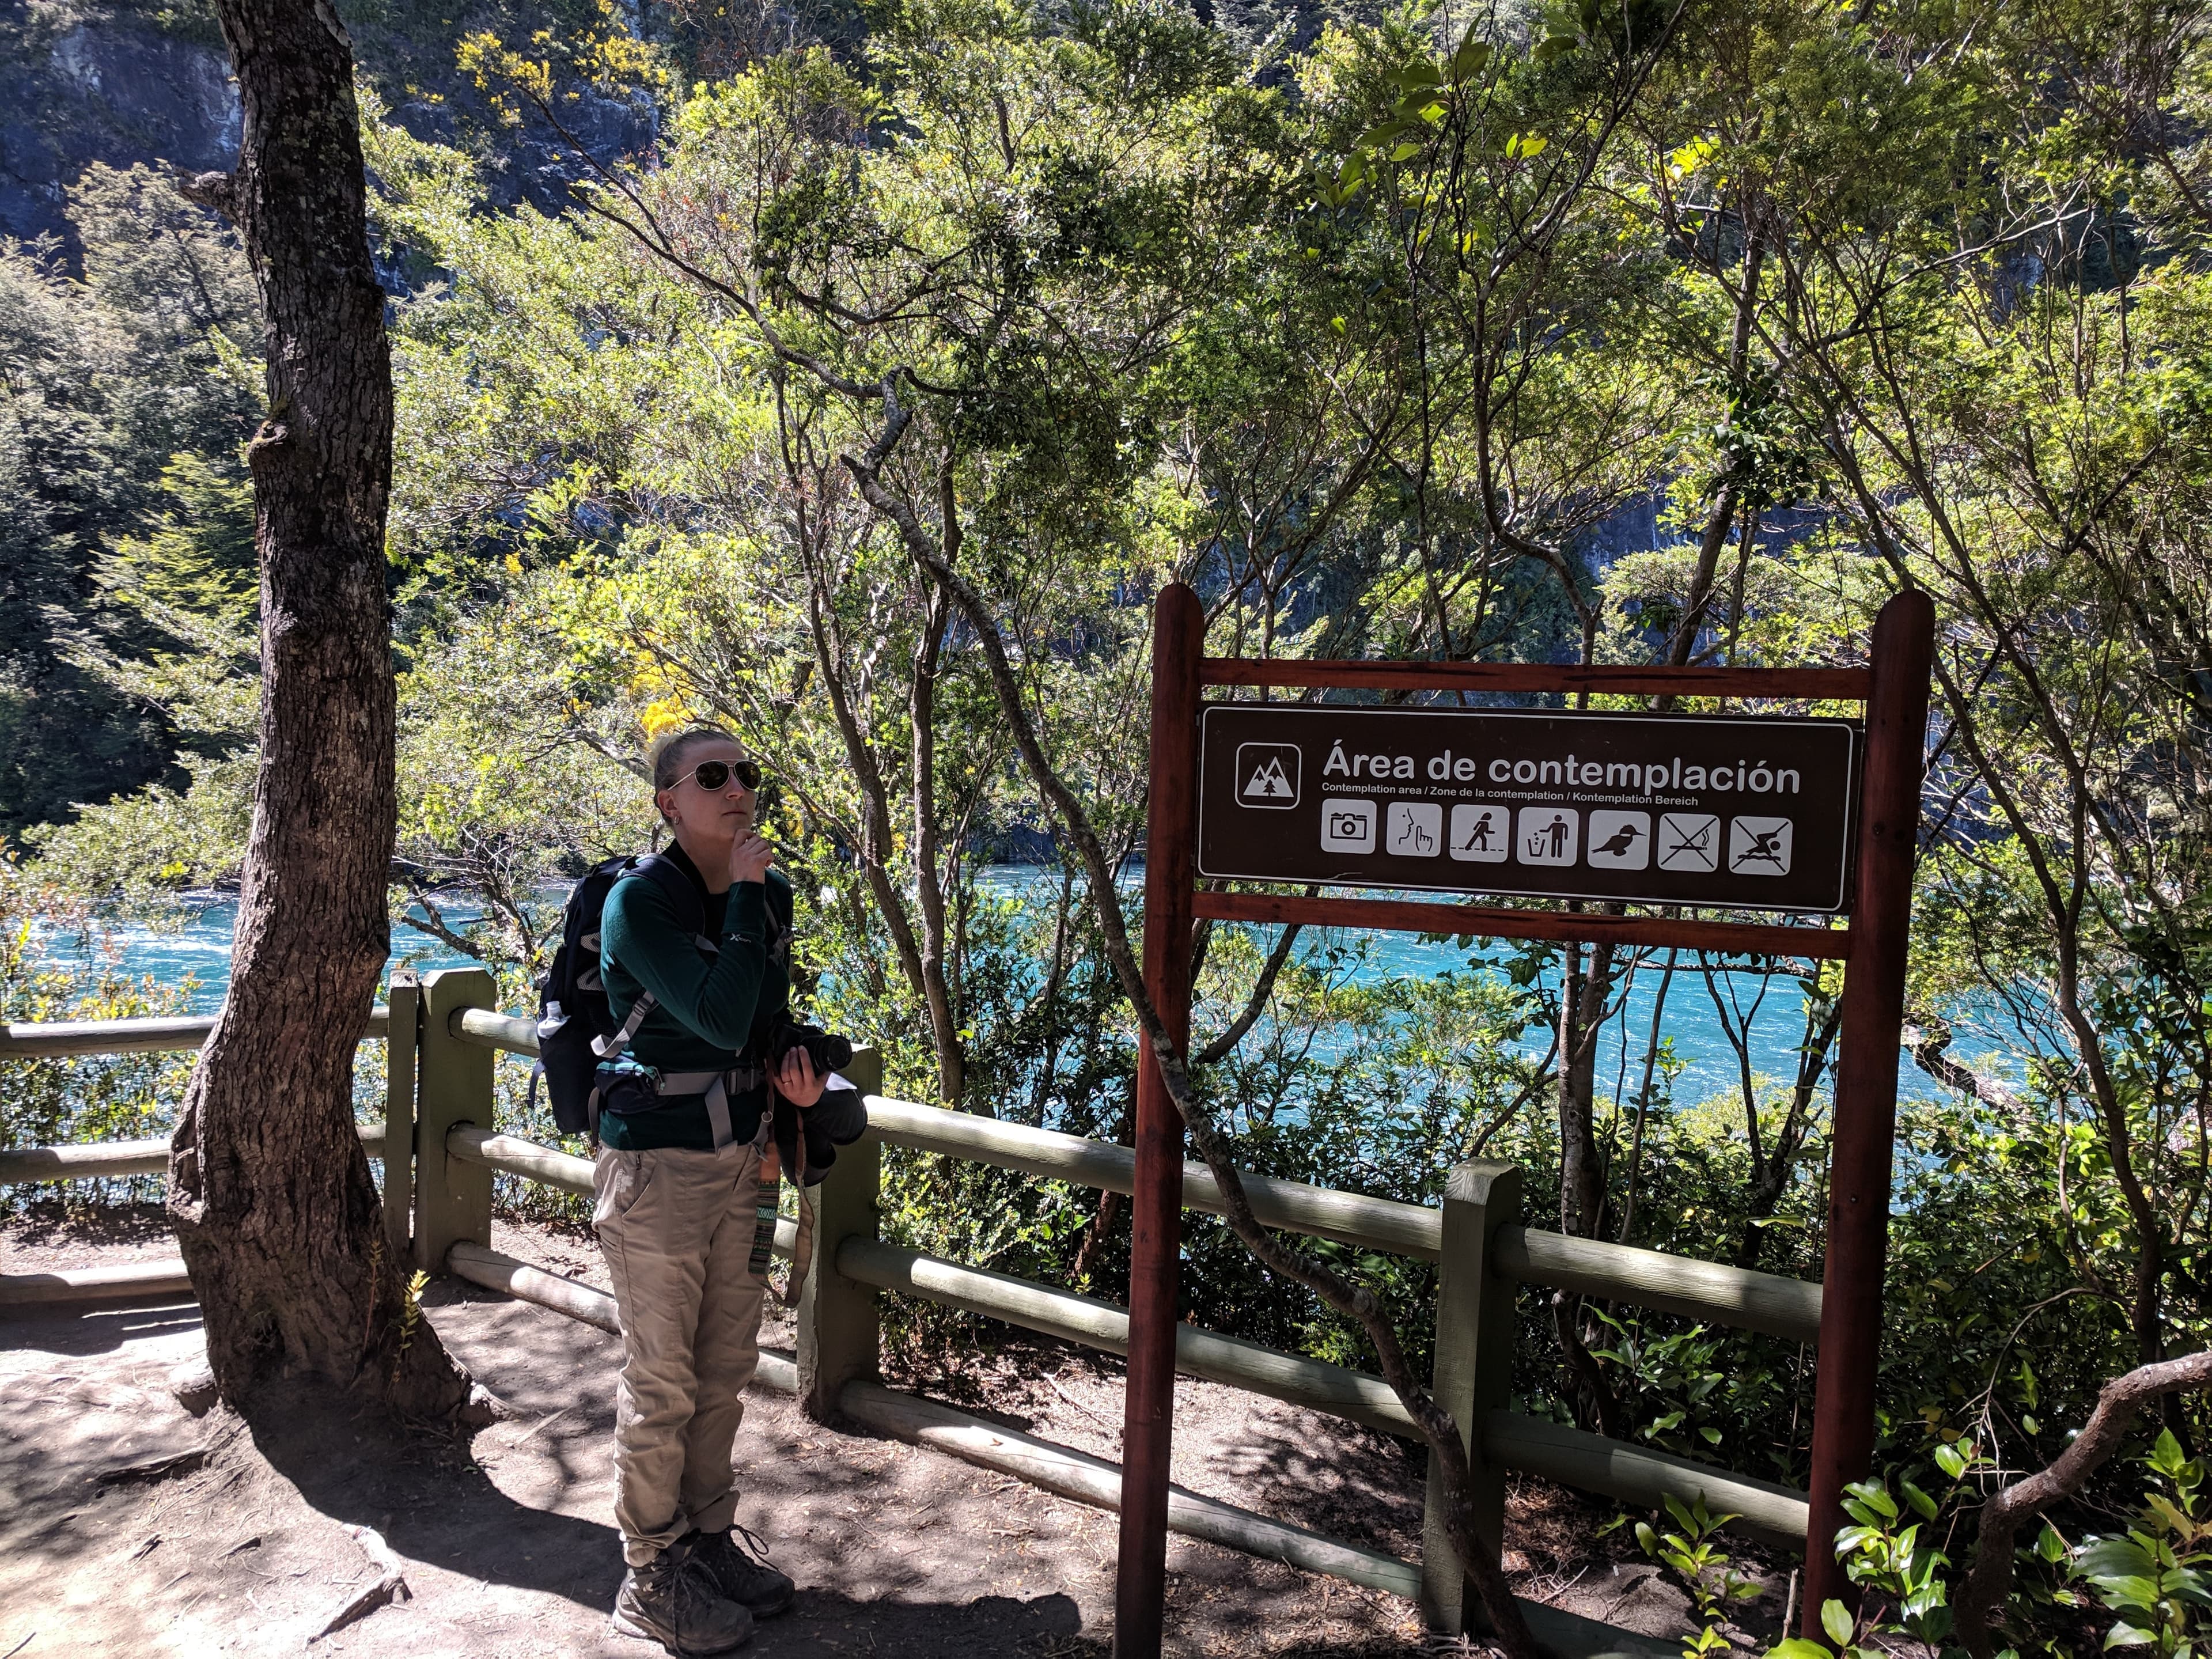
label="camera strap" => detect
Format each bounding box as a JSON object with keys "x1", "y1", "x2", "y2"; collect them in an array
[{"x1": 745, "y1": 1107, "x2": 813, "y2": 1306}]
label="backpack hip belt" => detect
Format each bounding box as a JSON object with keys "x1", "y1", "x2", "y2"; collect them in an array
[{"x1": 652, "y1": 1065, "x2": 768, "y2": 1151}]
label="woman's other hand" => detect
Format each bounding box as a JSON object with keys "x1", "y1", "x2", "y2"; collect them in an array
[
  {"x1": 729, "y1": 828, "x2": 774, "y2": 887},
  {"x1": 775, "y1": 1047, "x2": 825, "y2": 1108}
]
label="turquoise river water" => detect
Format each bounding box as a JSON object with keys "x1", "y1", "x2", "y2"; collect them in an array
[{"x1": 34, "y1": 868, "x2": 1935, "y2": 1111}]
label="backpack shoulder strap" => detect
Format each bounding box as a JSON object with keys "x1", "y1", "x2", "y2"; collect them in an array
[
  {"x1": 766, "y1": 872, "x2": 793, "y2": 967},
  {"x1": 625, "y1": 853, "x2": 716, "y2": 956},
  {"x1": 589, "y1": 853, "x2": 699, "y2": 1062},
  {"x1": 591, "y1": 990, "x2": 656, "y2": 1058}
]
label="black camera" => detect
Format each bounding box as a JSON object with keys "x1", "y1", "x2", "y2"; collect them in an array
[{"x1": 770, "y1": 1019, "x2": 853, "y2": 1077}]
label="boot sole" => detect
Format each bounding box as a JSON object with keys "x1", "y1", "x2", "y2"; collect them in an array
[
  {"x1": 609, "y1": 1606, "x2": 755, "y2": 1655},
  {"x1": 743, "y1": 1587, "x2": 795, "y2": 1620}
]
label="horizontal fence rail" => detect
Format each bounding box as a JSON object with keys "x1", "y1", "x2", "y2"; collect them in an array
[
  {"x1": 835, "y1": 1232, "x2": 1811, "y2": 1541},
  {"x1": 2, "y1": 1009, "x2": 1824, "y2": 1342},
  {"x1": 841, "y1": 1234, "x2": 1418, "y2": 1435},
  {"x1": 859, "y1": 1093, "x2": 1823, "y2": 1343},
  {"x1": 1, "y1": 995, "x2": 1824, "y2": 1653},
  {"x1": 1496, "y1": 1227, "x2": 1822, "y2": 1349},
  {"x1": 0, "y1": 1006, "x2": 392, "y2": 1058},
  {"x1": 442, "y1": 1127, "x2": 802, "y2": 1259},
  {"x1": 0, "y1": 1123, "x2": 387, "y2": 1186},
  {"x1": 451, "y1": 1007, "x2": 537, "y2": 1054},
  {"x1": 0, "y1": 1259, "x2": 196, "y2": 1307},
  {"x1": 1484, "y1": 1412, "x2": 1809, "y2": 1544},
  {"x1": 446, "y1": 1125, "x2": 590, "y2": 1194}
]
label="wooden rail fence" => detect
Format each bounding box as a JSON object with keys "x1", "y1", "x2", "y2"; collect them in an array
[{"x1": 1, "y1": 967, "x2": 1832, "y2": 1659}]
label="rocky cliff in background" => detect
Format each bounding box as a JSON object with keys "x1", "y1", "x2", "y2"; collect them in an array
[
  {"x1": 0, "y1": 0, "x2": 662, "y2": 259},
  {"x1": 1, "y1": 2, "x2": 240, "y2": 248}
]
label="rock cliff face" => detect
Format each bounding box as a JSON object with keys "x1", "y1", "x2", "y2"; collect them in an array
[
  {"x1": 0, "y1": 0, "x2": 658, "y2": 257},
  {"x1": 1, "y1": 5, "x2": 241, "y2": 247}
]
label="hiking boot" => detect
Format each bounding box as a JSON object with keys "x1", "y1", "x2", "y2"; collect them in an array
[
  {"x1": 611, "y1": 1550, "x2": 754, "y2": 1656},
  {"x1": 681, "y1": 1525, "x2": 796, "y2": 1619}
]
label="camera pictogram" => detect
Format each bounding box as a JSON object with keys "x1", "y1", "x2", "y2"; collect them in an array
[{"x1": 1319, "y1": 798, "x2": 1375, "y2": 854}]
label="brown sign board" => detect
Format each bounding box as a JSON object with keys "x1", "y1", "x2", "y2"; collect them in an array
[{"x1": 1196, "y1": 704, "x2": 1861, "y2": 914}]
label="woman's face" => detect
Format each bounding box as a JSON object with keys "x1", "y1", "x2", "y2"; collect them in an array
[{"x1": 656, "y1": 740, "x2": 755, "y2": 851}]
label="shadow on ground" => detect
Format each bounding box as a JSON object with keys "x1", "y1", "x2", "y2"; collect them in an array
[
  {"x1": 1, "y1": 1263, "x2": 1725, "y2": 1657},
  {"x1": 1, "y1": 1291, "x2": 1116, "y2": 1657}
]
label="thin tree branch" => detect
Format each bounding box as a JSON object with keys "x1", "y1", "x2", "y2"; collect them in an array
[{"x1": 1956, "y1": 1351, "x2": 2212, "y2": 1659}]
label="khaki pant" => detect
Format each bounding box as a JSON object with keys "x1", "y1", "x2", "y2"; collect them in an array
[{"x1": 593, "y1": 1142, "x2": 770, "y2": 1567}]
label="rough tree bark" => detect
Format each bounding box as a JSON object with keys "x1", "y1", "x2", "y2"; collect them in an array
[{"x1": 168, "y1": 0, "x2": 469, "y2": 1414}]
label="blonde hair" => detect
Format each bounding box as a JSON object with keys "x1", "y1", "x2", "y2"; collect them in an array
[{"x1": 647, "y1": 725, "x2": 741, "y2": 822}]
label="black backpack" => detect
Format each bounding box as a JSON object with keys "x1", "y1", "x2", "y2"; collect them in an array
[{"x1": 531, "y1": 854, "x2": 712, "y2": 1135}]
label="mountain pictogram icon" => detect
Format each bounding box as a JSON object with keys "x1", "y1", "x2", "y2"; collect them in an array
[{"x1": 1231, "y1": 741, "x2": 1301, "y2": 810}]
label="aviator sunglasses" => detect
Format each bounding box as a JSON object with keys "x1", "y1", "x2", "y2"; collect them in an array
[{"x1": 682, "y1": 758, "x2": 762, "y2": 793}]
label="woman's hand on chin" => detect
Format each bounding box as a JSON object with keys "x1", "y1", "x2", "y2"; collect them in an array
[
  {"x1": 729, "y1": 827, "x2": 774, "y2": 886},
  {"x1": 775, "y1": 1048, "x2": 826, "y2": 1109}
]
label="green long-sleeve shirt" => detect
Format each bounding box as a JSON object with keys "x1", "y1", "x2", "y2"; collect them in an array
[{"x1": 597, "y1": 849, "x2": 791, "y2": 1150}]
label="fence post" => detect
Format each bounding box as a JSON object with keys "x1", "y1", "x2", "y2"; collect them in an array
[
  {"x1": 1421, "y1": 1158, "x2": 1522, "y2": 1635},
  {"x1": 798, "y1": 1045, "x2": 883, "y2": 1421},
  {"x1": 382, "y1": 971, "x2": 419, "y2": 1257},
  {"x1": 412, "y1": 967, "x2": 496, "y2": 1274}
]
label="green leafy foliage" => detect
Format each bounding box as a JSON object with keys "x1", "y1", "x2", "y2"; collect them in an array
[
  {"x1": 1633, "y1": 1492, "x2": 1759, "y2": 1657},
  {"x1": 0, "y1": 857, "x2": 203, "y2": 1215},
  {"x1": 2069, "y1": 1432, "x2": 2212, "y2": 1657},
  {"x1": 0, "y1": 164, "x2": 259, "y2": 839}
]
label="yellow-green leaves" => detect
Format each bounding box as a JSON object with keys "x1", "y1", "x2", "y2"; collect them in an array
[
  {"x1": 1821, "y1": 1599, "x2": 1855, "y2": 1646},
  {"x1": 1668, "y1": 134, "x2": 1719, "y2": 179}
]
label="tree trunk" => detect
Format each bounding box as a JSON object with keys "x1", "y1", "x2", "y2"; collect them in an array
[
  {"x1": 168, "y1": 0, "x2": 468, "y2": 1415},
  {"x1": 911, "y1": 571, "x2": 967, "y2": 1107},
  {"x1": 1556, "y1": 939, "x2": 1615, "y2": 1238},
  {"x1": 1553, "y1": 938, "x2": 1623, "y2": 1439}
]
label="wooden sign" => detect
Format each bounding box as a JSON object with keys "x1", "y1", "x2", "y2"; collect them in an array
[
  {"x1": 1118, "y1": 597, "x2": 1933, "y2": 1659},
  {"x1": 1196, "y1": 704, "x2": 1859, "y2": 913}
]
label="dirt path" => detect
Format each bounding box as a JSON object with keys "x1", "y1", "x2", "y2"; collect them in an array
[{"x1": 1, "y1": 1210, "x2": 1757, "y2": 1656}]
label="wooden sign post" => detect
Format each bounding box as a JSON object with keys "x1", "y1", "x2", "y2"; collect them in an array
[{"x1": 1111, "y1": 584, "x2": 1933, "y2": 1657}]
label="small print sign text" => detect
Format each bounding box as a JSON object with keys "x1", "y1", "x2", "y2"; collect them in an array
[{"x1": 1196, "y1": 704, "x2": 1857, "y2": 912}]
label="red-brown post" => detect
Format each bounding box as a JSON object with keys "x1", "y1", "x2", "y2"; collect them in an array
[
  {"x1": 1803, "y1": 590, "x2": 1934, "y2": 1633},
  {"x1": 1115, "y1": 582, "x2": 1204, "y2": 1659}
]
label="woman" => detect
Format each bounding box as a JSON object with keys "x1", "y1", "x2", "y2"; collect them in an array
[{"x1": 594, "y1": 725, "x2": 819, "y2": 1656}]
